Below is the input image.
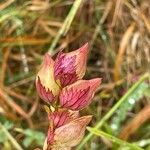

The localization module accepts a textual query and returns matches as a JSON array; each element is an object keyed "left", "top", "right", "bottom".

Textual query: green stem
[
  {"left": 48, "top": 0, "right": 83, "bottom": 53},
  {"left": 0, "top": 123, "right": 23, "bottom": 150},
  {"left": 134, "top": 139, "right": 150, "bottom": 147},
  {"left": 77, "top": 73, "right": 149, "bottom": 149},
  {"left": 87, "top": 127, "right": 144, "bottom": 150},
  {"left": 0, "top": 10, "right": 19, "bottom": 23}
]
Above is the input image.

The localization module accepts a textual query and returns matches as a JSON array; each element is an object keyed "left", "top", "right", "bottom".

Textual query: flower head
[{"left": 35, "top": 43, "right": 101, "bottom": 150}]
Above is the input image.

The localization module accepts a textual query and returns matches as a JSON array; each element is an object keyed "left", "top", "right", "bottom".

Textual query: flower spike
[{"left": 35, "top": 43, "right": 102, "bottom": 150}]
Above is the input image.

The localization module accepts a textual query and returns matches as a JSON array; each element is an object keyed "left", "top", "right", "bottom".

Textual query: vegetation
[{"left": 0, "top": 0, "right": 150, "bottom": 149}]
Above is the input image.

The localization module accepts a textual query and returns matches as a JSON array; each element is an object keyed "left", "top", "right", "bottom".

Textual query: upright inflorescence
[{"left": 35, "top": 43, "right": 101, "bottom": 150}]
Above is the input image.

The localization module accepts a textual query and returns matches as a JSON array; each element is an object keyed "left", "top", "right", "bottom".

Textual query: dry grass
[{"left": 0, "top": 0, "right": 150, "bottom": 149}]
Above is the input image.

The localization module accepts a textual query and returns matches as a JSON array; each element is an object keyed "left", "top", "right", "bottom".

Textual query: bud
[
  {"left": 54, "top": 43, "right": 89, "bottom": 87},
  {"left": 36, "top": 54, "right": 60, "bottom": 103},
  {"left": 60, "top": 78, "right": 101, "bottom": 110},
  {"left": 50, "top": 116, "right": 92, "bottom": 150}
]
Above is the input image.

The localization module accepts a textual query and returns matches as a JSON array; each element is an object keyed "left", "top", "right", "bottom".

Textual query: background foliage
[{"left": 0, "top": 0, "right": 150, "bottom": 149}]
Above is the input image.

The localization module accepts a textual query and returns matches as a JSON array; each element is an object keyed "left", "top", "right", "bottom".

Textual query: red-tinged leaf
[
  {"left": 51, "top": 116, "right": 92, "bottom": 149},
  {"left": 36, "top": 53, "right": 60, "bottom": 103},
  {"left": 60, "top": 78, "right": 102, "bottom": 110},
  {"left": 36, "top": 77, "right": 55, "bottom": 103}
]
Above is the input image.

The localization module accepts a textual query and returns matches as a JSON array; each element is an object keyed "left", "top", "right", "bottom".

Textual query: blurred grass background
[{"left": 0, "top": 0, "right": 150, "bottom": 150}]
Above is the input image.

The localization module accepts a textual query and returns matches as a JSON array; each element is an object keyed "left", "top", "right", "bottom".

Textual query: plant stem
[
  {"left": 134, "top": 139, "right": 150, "bottom": 147},
  {"left": 87, "top": 127, "right": 144, "bottom": 150},
  {"left": 77, "top": 73, "right": 149, "bottom": 149},
  {"left": 0, "top": 123, "right": 23, "bottom": 150},
  {"left": 48, "top": 0, "right": 83, "bottom": 53}
]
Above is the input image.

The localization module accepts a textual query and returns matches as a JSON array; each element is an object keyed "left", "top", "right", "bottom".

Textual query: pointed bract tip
[
  {"left": 43, "top": 53, "right": 54, "bottom": 66},
  {"left": 77, "top": 115, "right": 92, "bottom": 125},
  {"left": 89, "top": 78, "right": 102, "bottom": 86},
  {"left": 82, "top": 42, "right": 89, "bottom": 49},
  {"left": 78, "top": 42, "right": 89, "bottom": 54}
]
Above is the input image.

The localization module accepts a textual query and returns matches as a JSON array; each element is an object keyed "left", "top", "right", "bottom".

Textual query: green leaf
[
  {"left": 23, "top": 137, "right": 33, "bottom": 148},
  {"left": 22, "top": 129, "right": 45, "bottom": 148},
  {"left": 87, "top": 127, "right": 144, "bottom": 150},
  {"left": 144, "top": 88, "right": 150, "bottom": 98},
  {"left": 111, "top": 82, "right": 149, "bottom": 133},
  {"left": 0, "top": 120, "right": 14, "bottom": 143},
  {"left": 0, "top": 130, "right": 7, "bottom": 143}
]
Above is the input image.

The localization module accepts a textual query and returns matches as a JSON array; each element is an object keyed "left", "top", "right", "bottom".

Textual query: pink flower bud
[
  {"left": 36, "top": 54, "right": 60, "bottom": 103},
  {"left": 50, "top": 116, "right": 92, "bottom": 150},
  {"left": 54, "top": 43, "right": 89, "bottom": 87},
  {"left": 59, "top": 78, "right": 101, "bottom": 110}
]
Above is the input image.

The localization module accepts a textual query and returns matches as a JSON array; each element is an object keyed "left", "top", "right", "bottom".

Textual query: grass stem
[
  {"left": 87, "top": 127, "right": 144, "bottom": 150},
  {"left": 0, "top": 123, "right": 23, "bottom": 150},
  {"left": 48, "top": 0, "right": 83, "bottom": 53}
]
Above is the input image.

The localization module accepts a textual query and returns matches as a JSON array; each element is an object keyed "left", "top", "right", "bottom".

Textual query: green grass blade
[
  {"left": 111, "top": 82, "right": 148, "bottom": 133},
  {"left": 135, "top": 139, "right": 150, "bottom": 148},
  {"left": 48, "top": 0, "right": 83, "bottom": 53},
  {"left": 87, "top": 127, "right": 144, "bottom": 150},
  {"left": 0, "top": 123, "right": 23, "bottom": 150}
]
